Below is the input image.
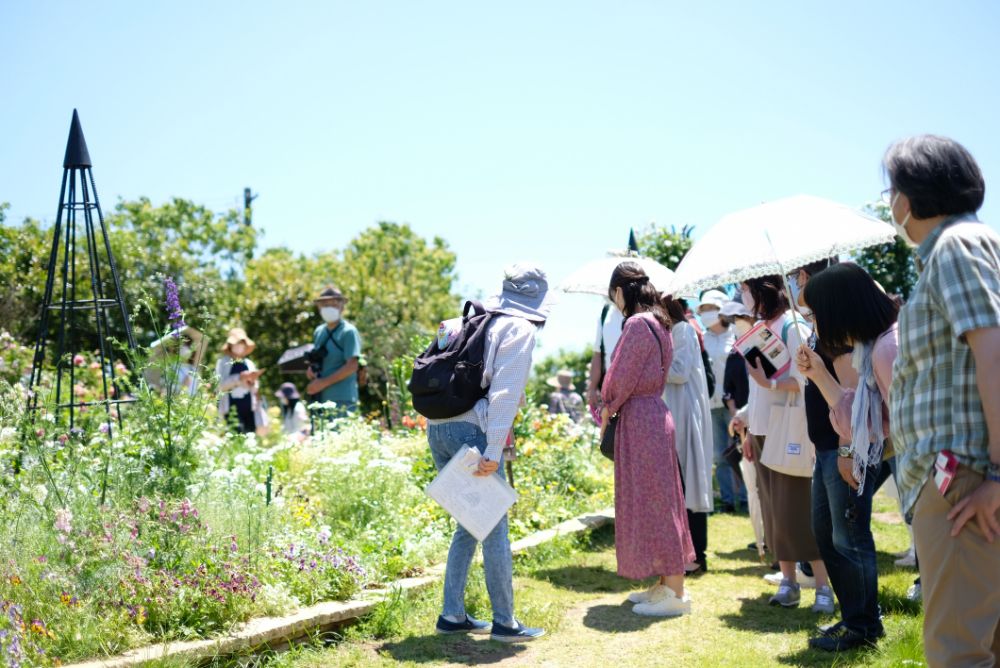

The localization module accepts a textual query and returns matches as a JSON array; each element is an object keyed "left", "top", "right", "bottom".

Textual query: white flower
[{"left": 30, "top": 484, "right": 48, "bottom": 505}]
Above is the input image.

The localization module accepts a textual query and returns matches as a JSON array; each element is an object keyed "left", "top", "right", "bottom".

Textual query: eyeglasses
[{"left": 880, "top": 188, "right": 894, "bottom": 205}]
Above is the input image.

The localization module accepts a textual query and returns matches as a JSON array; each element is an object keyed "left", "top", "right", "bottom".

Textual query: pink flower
[
  {"left": 55, "top": 508, "right": 73, "bottom": 543},
  {"left": 73, "top": 354, "right": 85, "bottom": 366}
]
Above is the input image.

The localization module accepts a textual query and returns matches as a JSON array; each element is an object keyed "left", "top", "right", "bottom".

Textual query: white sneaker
[
  {"left": 632, "top": 587, "right": 691, "bottom": 617},
  {"left": 906, "top": 583, "right": 922, "bottom": 603},
  {"left": 763, "top": 566, "right": 816, "bottom": 589},
  {"left": 894, "top": 550, "right": 917, "bottom": 568},
  {"left": 627, "top": 584, "right": 666, "bottom": 604}
]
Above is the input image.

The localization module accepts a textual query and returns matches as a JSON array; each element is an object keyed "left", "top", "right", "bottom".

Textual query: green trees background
[{"left": 0, "top": 198, "right": 460, "bottom": 416}]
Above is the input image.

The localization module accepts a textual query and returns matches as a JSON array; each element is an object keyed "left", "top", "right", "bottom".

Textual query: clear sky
[{"left": 3, "top": 1, "right": 999, "bottom": 356}]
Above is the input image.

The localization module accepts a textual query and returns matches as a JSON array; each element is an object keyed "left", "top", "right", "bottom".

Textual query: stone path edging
[{"left": 66, "top": 508, "right": 615, "bottom": 668}]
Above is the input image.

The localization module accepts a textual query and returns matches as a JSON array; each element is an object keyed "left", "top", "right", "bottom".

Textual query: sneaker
[
  {"left": 769, "top": 579, "right": 801, "bottom": 608},
  {"left": 817, "top": 620, "right": 845, "bottom": 637},
  {"left": 906, "top": 582, "right": 922, "bottom": 603},
  {"left": 894, "top": 550, "right": 917, "bottom": 568},
  {"left": 627, "top": 583, "right": 666, "bottom": 604},
  {"left": 764, "top": 566, "right": 816, "bottom": 589},
  {"left": 812, "top": 586, "right": 836, "bottom": 614},
  {"left": 490, "top": 620, "right": 546, "bottom": 643},
  {"left": 632, "top": 587, "right": 691, "bottom": 617},
  {"left": 808, "top": 624, "right": 879, "bottom": 652},
  {"left": 435, "top": 614, "right": 491, "bottom": 635}
]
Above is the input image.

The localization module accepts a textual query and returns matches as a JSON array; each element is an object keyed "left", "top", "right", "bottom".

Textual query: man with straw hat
[
  {"left": 306, "top": 284, "right": 362, "bottom": 415},
  {"left": 547, "top": 368, "right": 583, "bottom": 422}
]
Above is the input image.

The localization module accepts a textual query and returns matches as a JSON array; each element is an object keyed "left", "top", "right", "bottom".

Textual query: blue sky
[{"left": 3, "top": 1, "right": 999, "bottom": 355}]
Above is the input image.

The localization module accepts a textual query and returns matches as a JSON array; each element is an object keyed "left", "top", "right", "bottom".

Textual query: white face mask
[
  {"left": 890, "top": 193, "right": 917, "bottom": 247},
  {"left": 178, "top": 345, "right": 192, "bottom": 359},
  {"left": 700, "top": 310, "right": 721, "bottom": 329},
  {"left": 788, "top": 276, "right": 813, "bottom": 319},
  {"left": 740, "top": 286, "right": 756, "bottom": 315},
  {"left": 320, "top": 306, "right": 341, "bottom": 323}
]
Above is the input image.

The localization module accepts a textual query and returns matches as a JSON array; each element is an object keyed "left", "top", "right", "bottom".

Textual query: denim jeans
[
  {"left": 812, "top": 449, "right": 883, "bottom": 637},
  {"left": 711, "top": 407, "right": 746, "bottom": 507},
  {"left": 428, "top": 421, "right": 515, "bottom": 626}
]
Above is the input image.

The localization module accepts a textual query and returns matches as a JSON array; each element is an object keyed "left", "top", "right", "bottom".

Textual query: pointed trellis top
[
  {"left": 627, "top": 228, "right": 639, "bottom": 253},
  {"left": 63, "top": 109, "right": 92, "bottom": 168}
]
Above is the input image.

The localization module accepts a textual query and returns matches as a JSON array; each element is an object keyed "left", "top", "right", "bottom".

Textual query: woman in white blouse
[{"left": 662, "top": 297, "right": 714, "bottom": 574}]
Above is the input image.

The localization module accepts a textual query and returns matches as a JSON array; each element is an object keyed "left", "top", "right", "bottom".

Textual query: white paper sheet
[{"left": 426, "top": 446, "right": 518, "bottom": 542}]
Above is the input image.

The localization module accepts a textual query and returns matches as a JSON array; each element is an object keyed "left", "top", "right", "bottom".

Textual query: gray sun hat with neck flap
[{"left": 484, "top": 262, "right": 557, "bottom": 323}]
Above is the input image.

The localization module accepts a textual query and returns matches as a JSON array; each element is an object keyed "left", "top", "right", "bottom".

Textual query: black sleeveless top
[{"left": 804, "top": 335, "right": 841, "bottom": 452}]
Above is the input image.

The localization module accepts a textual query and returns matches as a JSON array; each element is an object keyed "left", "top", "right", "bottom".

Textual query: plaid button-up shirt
[{"left": 890, "top": 215, "right": 1000, "bottom": 515}]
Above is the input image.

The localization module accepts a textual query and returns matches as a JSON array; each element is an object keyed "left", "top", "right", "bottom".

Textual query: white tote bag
[{"left": 762, "top": 393, "right": 815, "bottom": 478}]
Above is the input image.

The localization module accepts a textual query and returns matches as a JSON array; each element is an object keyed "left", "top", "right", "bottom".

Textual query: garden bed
[
  {"left": 0, "top": 369, "right": 611, "bottom": 668},
  {"left": 66, "top": 508, "right": 614, "bottom": 668}
]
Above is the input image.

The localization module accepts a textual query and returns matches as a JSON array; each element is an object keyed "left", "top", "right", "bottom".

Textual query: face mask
[
  {"left": 178, "top": 345, "right": 192, "bottom": 359},
  {"left": 734, "top": 320, "right": 752, "bottom": 337},
  {"left": 788, "top": 278, "right": 813, "bottom": 319},
  {"left": 741, "top": 286, "right": 756, "bottom": 314},
  {"left": 890, "top": 193, "right": 917, "bottom": 247},
  {"left": 320, "top": 307, "right": 341, "bottom": 323},
  {"left": 700, "top": 310, "right": 720, "bottom": 329}
]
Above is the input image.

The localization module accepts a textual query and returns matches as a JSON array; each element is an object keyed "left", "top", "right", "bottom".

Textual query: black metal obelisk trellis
[{"left": 27, "top": 110, "right": 137, "bottom": 501}]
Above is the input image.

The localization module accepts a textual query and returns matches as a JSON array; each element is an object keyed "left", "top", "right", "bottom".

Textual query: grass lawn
[{"left": 171, "top": 491, "right": 927, "bottom": 667}]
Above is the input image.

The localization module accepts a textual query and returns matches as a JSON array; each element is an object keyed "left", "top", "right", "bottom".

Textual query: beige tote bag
[{"left": 762, "top": 393, "right": 815, "bottom": 478}]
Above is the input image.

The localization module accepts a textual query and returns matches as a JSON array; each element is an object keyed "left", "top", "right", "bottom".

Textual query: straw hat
[
  {"left": 222, "top": 327, "right": 255, "bottom": 356},
  {"left": 546, "top": 368, "right": 575, "bottom": 389},
  {"left": 313, "top": 284, "right": 347, "bottom": 303}
]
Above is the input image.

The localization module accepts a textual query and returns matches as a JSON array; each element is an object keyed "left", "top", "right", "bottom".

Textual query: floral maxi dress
[{"left": 602, "top": 313, "right": 695, "bottom": 579}]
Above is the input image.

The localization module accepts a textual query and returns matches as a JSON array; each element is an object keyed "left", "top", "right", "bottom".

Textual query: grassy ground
[{"left": 158, "top": 492, "right": 927, "bottom": 668}]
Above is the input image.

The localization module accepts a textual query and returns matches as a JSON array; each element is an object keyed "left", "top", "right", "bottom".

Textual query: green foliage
[
  {"left": 636, "top": 223, "right": 695, "bottom": 271},
  {"left": 525, "top": 346, "right": 594, "bottom": 407},
  {"left": 0, "top": 198, "right": 460, "bottom": 417},
  {"left": 854, "top": 202, "right": 917, "bottom": 299}
]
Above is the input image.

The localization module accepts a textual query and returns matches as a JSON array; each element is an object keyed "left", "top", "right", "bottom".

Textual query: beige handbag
[{"left": 762, "top": 393, "right": 815, "bottom": 477}]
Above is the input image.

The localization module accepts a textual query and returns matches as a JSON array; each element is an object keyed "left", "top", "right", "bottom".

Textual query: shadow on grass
[
  {"left": 775, "top": 644, "right": 878, "bottom": 667},
  {"left": 533, "top": 564, "right": 638, "bottom": 594},
  {"left": 379, "top": 634, "right": 526, "bottom": 665},
  {"left": 713, "top": 547, "right": 769, "bottom": 566},
  {"left": 878, "top": 589, "right": 922, "bottom": 617},
  {"left": 719, "top": 595, "right": 826, "bottom": 635},
  {"left": 582, "top": 603, "right": 671, "bottom": 633}
]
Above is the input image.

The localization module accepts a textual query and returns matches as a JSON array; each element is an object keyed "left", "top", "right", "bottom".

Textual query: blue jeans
[
  {"left": 428, "top": 421, "right": 515, "bottom": 626},
  {"left": 711, "top": 407, "right": 746, "bottom": 507},
  {"left": 812, "top": 449, "right": 883, "bottom": 637}
]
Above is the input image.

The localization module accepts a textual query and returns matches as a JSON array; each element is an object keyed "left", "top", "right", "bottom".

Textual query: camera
[{"left": 305, "top": 345, "right": 327, "bottom": 375}]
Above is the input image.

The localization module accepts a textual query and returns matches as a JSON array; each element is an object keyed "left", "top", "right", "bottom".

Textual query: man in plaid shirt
[{"left": 885, "top": 135, "right": 1000, "bottom": 667}]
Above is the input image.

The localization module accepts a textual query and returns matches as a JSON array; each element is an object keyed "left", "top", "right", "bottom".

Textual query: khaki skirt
[{"left": 750, "top": 434, "right": 820, "bottom": 563}]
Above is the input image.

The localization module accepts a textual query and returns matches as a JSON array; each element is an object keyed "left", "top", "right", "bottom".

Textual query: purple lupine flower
[{"left": 163, "top": 276, "right": 186, "bottom": 336}]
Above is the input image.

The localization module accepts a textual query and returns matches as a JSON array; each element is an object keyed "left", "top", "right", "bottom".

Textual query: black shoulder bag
[{"left": 600, "top": 317, "right": 666, "bottom": 461}]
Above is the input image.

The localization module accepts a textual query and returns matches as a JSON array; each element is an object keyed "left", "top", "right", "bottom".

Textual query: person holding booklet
[
  {"left": 216, "top": 327, "right": 268, "bottom": 435},
  {"left": 730, "top": 276, "right": 831, "bottom": 611},
  {"left": 424, "top": 263, "right": 552, "bottom": 643}
]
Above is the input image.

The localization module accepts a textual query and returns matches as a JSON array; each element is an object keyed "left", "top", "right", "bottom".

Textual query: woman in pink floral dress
[{"left": 601, "top": 261, "right": 695, "bottom": 617}]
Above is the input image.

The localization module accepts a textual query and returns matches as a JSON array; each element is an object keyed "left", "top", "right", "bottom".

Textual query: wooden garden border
[{"left": 67, "top": 508, "right": 614, "bottom": 668}]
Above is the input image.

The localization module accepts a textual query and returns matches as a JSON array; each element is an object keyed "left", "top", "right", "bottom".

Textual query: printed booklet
[{"left": 734, "top": 321, "right": 792, "bottom": 379}]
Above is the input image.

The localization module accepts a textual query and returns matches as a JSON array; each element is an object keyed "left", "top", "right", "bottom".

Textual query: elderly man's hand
[{"left": 947, "top": 480, "right": 1000, "bottom": 541}]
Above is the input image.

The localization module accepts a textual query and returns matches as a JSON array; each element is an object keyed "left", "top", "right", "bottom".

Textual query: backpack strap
[{"left": 464, "top": 300, "right": 487, "bottom": 319}]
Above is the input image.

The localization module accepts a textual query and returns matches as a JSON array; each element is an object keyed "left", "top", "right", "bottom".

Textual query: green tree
[
  {"left": 331, "top": 222, "right": 460, "bottom": 408},
  {"left": 0, "top": 204, "right": 51, "bottom": 340},
  {"left": 635, "top": 223, "right": 695, "bottom": 271},
  {"left": 854, "top": 202, "right": 917, "bottom": 299}
]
